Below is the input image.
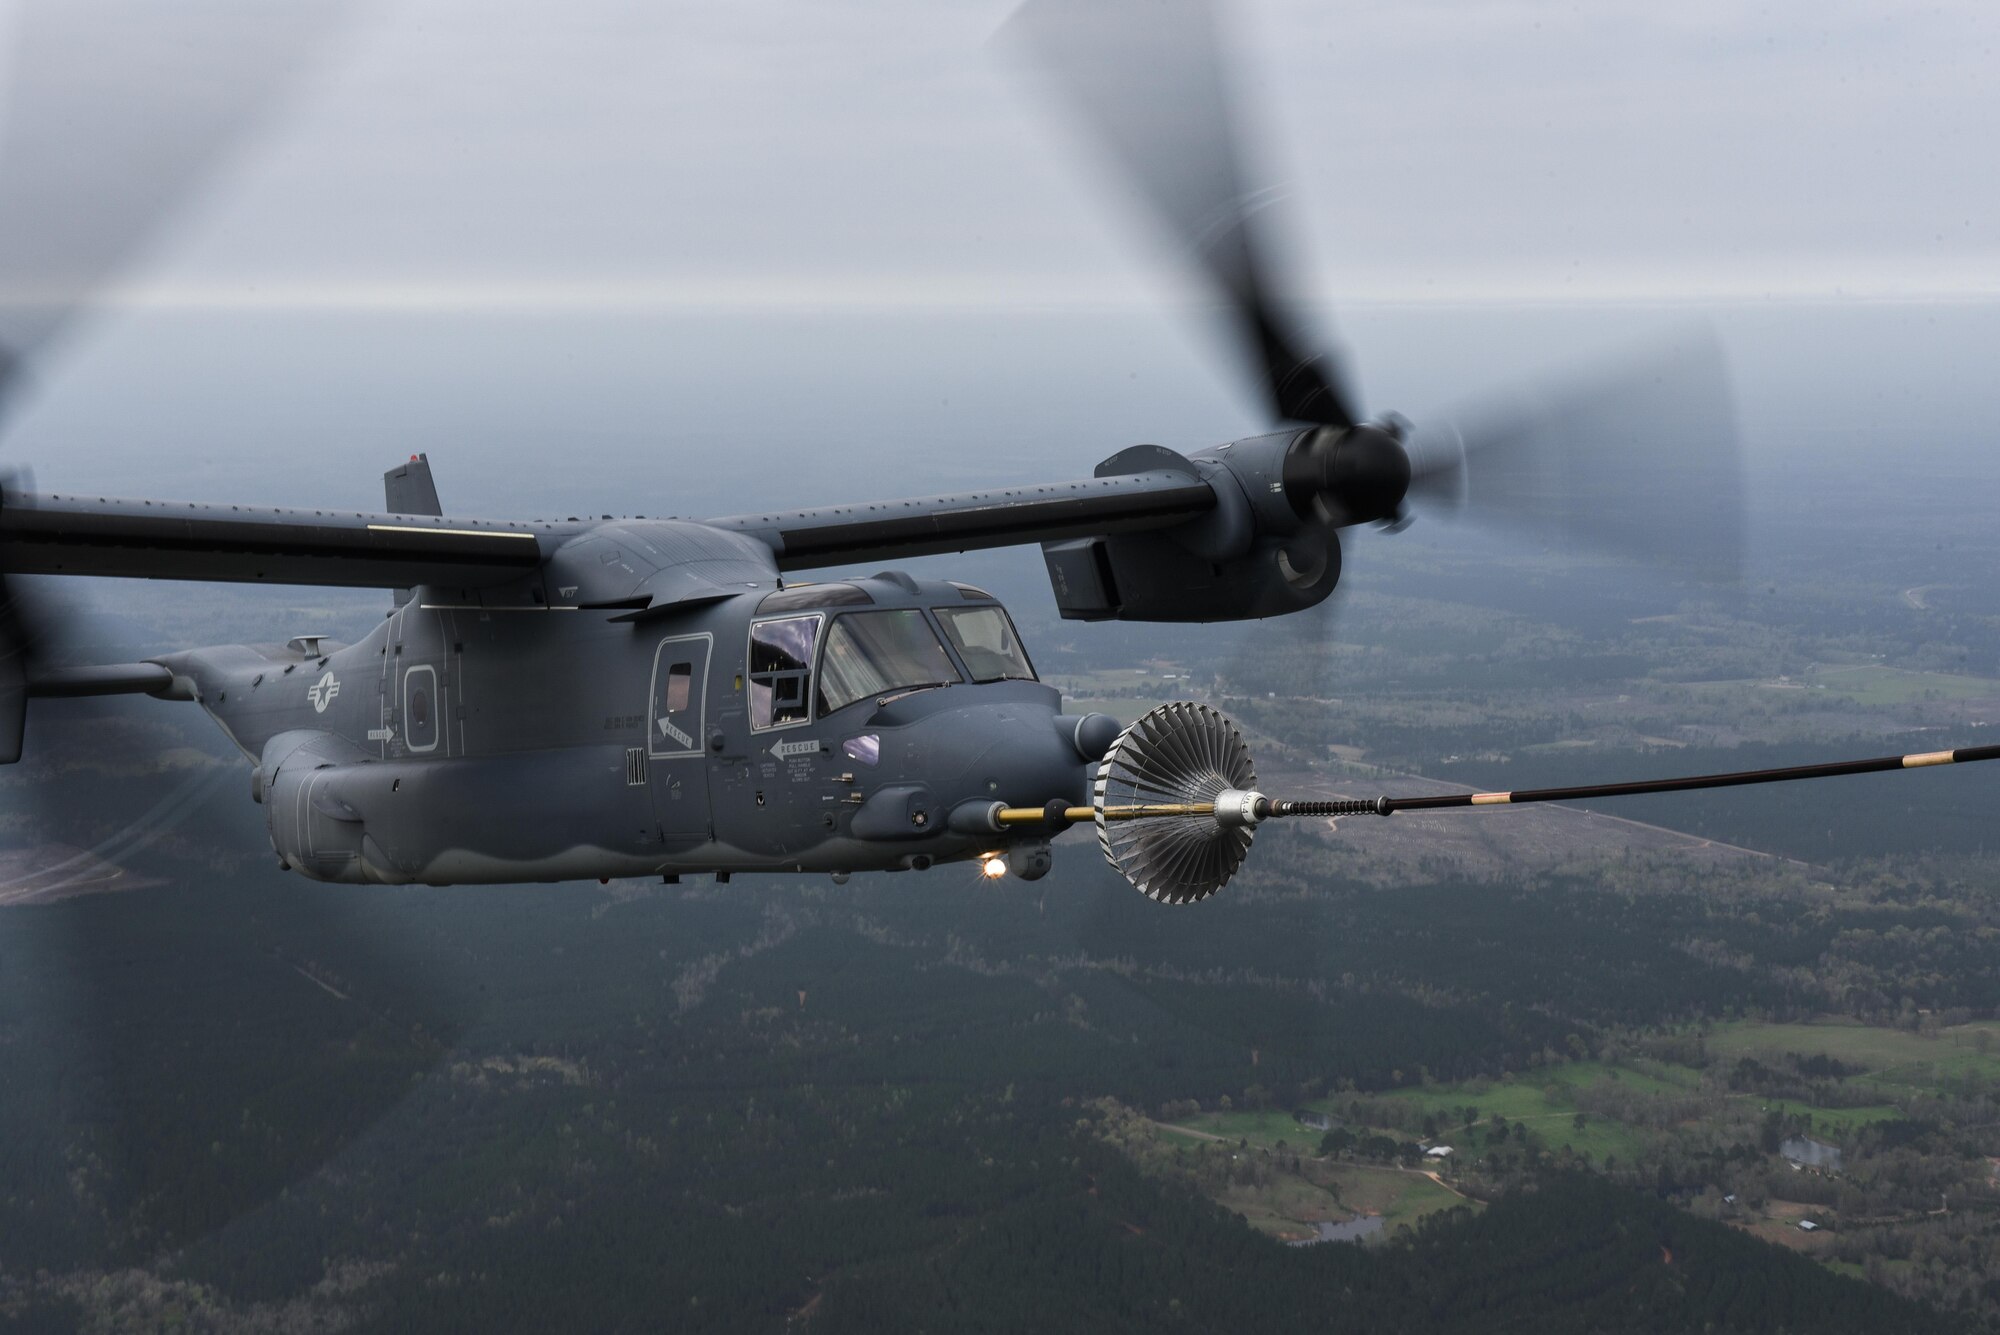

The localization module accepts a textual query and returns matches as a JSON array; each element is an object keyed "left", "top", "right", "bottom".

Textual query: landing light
[{"left": 981, "top": 854, "right": 1008, "bottom": 880}]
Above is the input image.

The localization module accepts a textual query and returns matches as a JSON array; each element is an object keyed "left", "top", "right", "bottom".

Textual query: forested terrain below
[{"left": 0, "top": 730, "right": 1982, "bottom": 1330}]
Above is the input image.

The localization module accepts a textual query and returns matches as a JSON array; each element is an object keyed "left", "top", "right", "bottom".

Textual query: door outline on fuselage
[{"left": 648, "top": 633, "right": 713, "bottom": 759}]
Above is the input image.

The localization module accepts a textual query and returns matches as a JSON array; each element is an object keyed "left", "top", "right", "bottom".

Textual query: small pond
[{"left": 1288, "top": 1214, "right": 1386, "bottom": 1246}]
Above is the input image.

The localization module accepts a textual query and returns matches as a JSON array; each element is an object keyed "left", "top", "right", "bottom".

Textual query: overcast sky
[
  {"left": 0, "top": 0, "right": 1995, "bottom": 522},
  {"left": 5, "top": 0, "right": 1997, "bottom": 315}
]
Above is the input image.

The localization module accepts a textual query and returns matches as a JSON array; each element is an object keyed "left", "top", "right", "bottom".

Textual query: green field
[
  {"left": 1808, "top": 664, "right": 1999, "bottom": 706},
  {"left": 1756, "top": 1098, "right": 1904, "bottom": 1133},
  {"left": 1685, "top": 665, "right": 2000, "bottom": 708},
  {"left": 1175, "top": 1028, "right": 1982, "bottom": 1177},
  {"left": 1153, "top": 1020, "right": 1992, "bottom": 1277},
  {"left": 1144, "top": 1110, "right": 1472, "bottom": 1241},
  {"left": 1171, "top": 1107, "right": 1328, "bottom": 1152},
  {"left": 1158, "top": 1062, "right": 1684, "bottom": 1169},
  {"left": 1217, "top": 1172, "right": 1344, "bottom": 1240},
  {"left": 1217, "top": 1160, "right": 1472, "bottom": 1242},
  {"left": 1377, "top": 1080, "right": 1550, "bottom": 1125},
  {"left": 1369, "top": 1062, "right": 1696, "bottom": 1165},
  {"left": 1327, "top": 1163, "right": 1472, "bottom": 1232},
  {"left": 1706, "top": 1020, "right": 2000, "bottom": 1092}
]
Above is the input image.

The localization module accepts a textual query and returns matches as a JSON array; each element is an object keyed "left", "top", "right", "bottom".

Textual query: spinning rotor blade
[
  {"left": 1004, "top": 0, "right": 1356, "bottom": 428},
  {"left": 1008, "top": 0, "right": 1743, "bottom": 580},
  {"left": 0, "top": 0, "right": 425, "bottom": 1265},
  {"left": 0, "top": 0, "right": 349, "bottom": 394},
  {"left": 0, "top": 0, "right": 350, "bottom": 737},
  {"left": 1402, "top": 333, "right": 1744, "bottom": 580}
]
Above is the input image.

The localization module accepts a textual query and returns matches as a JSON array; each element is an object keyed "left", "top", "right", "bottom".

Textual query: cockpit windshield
[
  {"left": 934, "top": 605, "right": 1036, "bottom": 683},
  {"left": 817, "top": 610, "right": 962, "bottom": 715}
]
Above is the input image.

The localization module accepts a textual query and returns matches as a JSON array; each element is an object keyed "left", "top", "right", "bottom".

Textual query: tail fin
[
  {"left": 385, "top": 453, "right": 441, "bottom": 517},
  {"left": 384, "top": 454, "right": 442, "bottom": 608}
]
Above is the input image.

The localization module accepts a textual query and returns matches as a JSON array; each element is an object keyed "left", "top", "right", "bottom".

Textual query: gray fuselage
[{"left": 155, "top": 570, "right": 1106, "bottom": 886}]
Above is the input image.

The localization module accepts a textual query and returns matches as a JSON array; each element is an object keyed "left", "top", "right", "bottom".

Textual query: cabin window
[
  {"left": 649, "top": 634, "right": 711, "bottom": 756},
  {"left": 403, "top": 664, "right": 439, "bottom": 752},
  {"left": 664, "top": 663, "right": 692, "bottom": 713},
  {"left": 817, "top": 610, "right": 962, "bottom": 715},
  {"left": 748, "top": 615, "right": 820, "bottom": 729},
  {"left": 934, "top": 605, "right": 1036, "bottom": 683},
  {"left": 652, "top": 661, "right": 697, "bottom": 751}
]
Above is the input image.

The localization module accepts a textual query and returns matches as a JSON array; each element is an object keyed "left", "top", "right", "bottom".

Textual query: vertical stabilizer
[
  {"left": 384, "top": 454, "right": 442, "bottom": 608},
  {"left": 385, "top": 453, "right": 442, "bottom": 517}
]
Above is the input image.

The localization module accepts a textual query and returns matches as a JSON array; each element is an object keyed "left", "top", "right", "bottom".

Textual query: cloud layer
[{"left": 6, "top": 0, "right": 1998, "bottom": 311}]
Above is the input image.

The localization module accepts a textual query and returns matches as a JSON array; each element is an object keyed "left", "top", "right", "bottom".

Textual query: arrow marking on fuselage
[{"left": 769, "top": 738, "right": 819, "bottom": 760}]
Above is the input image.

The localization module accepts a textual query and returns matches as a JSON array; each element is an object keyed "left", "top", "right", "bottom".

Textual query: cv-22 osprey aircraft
[
  {"left": 6, "top": 0, "right": 1993, "bottom": 904},
  {"left": 1, "top": 430, "right": 1425, "bottom": 897}
]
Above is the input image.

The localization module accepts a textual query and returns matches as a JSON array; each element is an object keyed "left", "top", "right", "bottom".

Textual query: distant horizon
[{"left": 23, "top": 283, "right": 2000, "bottom": 315}]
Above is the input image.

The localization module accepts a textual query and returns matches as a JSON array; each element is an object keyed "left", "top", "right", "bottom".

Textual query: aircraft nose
[{"left": 914, "top": 701, "right": 1094, "bottom": 812}]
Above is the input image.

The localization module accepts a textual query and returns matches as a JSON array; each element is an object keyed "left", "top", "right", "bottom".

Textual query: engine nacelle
[
  {"left": 1043, "top": 527, "right": 1338, "bottom": 622},
  {"left": 259, "top": 731, "right": 413, "bottom": 885},
  {"left": 1041, "top": 437, "right": 1341, "bottom": 622}
]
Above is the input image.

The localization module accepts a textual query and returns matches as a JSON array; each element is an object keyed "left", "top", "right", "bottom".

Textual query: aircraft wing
[
  {"left": 0, "top": 489, "right": 547, "bottom": 589},
  {"left": 0, "top": 466, "right": 1224, "bottom": 589},
  {"left": 704, "top": 468, "right": 1218, "bottom": 571},
  {"left": 0, "top": 453, "right": 1278, "bottom": 625}
]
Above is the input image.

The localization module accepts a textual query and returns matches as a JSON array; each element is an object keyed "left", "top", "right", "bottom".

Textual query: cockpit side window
[
  {"left": 934, "top": 605, "right": 1037, "bottom": 683},
  {"left": 817, "top": 610, "right": 962, "bottom": 715},
  {"left": 748, "top": 615, "right": 820, "bottom": 729}
]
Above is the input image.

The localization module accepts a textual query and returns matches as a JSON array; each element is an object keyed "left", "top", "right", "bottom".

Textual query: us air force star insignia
[{"left": 308, "top": 670, "right": 341, "bottom": 713}]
